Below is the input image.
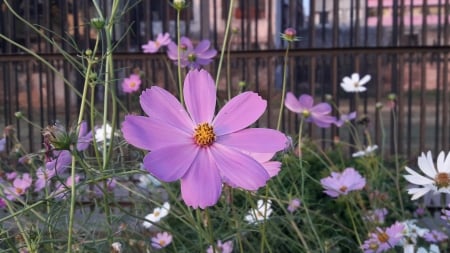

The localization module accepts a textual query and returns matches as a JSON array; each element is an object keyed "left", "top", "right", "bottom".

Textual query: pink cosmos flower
[
  {"left": 34, "top": 166, "right": 57, "bottom": 192},
  {"left": 47, "top": 150, "right": 72, "bottom": 174},
  {"left": 423, "top": 230, "right": 448, "bottom": 243},
  {"left": 6, "top": 172, "right": 17, "bottom": 181},
  {"left": 52, "top": 175, "right": 80, "bottom": 199},
  {"left": 285, "top": 93, "right": 336, "bottom": 128},
  {"left": 207, "top": 240, "right": 233, "bottom": 253},
  {"left": 5, "top": 173, "right": 32, "bottom": 200},
  {"left": 122, "top": 74, "right": 142, "bottom": 94},
  {"left": 362, "top": 222, "right": 405, "bottom": 253},
  {"left": 364, "top": 208, "right": 388, "bottom": 225},
  {"left": 151, "top": 232, "right": 173, "bottom": 249},
  {"left": 77, "top": 121, "right": 92, "bottom": 151},
  {"left": 122, "top": 69, "right": 287, "bottom": 208},
  {"left": 287, "top": 198, "right": 301, "bottom": 213},
  {"left": 320, "top": 167, "right": 366, "bottom": 198},
  {"left": 142, "top": 32, "right": 171, "bottom": 53},
  {"left": 334, "top": 111, "right": 357, "bottom": 127},
  {"left": 167, "top": 37, "right": 217, "bottom": 69}
]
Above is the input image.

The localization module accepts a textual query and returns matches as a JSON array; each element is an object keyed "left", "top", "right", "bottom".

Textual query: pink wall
[
  {"left": 368, "top": 14, "right": 448, "bottom": 26},
  {"left": 368, "top": 0, "right": 443, "bottom": 7}
]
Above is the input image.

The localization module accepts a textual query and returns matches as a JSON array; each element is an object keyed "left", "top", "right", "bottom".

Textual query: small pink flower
[
  {"left": 6, "top": 172, "right": 17, "bottom": 181},
  {"left": 122, "top": 74, "right": 142, "bottom": 93},
  {"left": 5, "top": 173, "right": 32, "bottom": 200},
  {"left": 34, "top": 166, "right": 56, "bottom": 192},
  {"left": 320, "top": 167, "right": 366, "bottom": 198},
  {"left": 167, "top": 37, "right": 217, "bottom": 69},
  {"left": 423, "top": 229, "right": 448, "bottom": 243},
  {"left": 285, "top": 93, "right": 336, "bottom": 128},
  {"left": 52, "top": 175, "right": 80, "bottom": 199},
  {"left": 362, "top": 222, "right": 404, "bottom": 253},
  {"left": 287, "top": 198, "right": 301, "bottom": 213},
  {"left": 207, "top": 240, "right": 233, "bottom": 253},
  {"left": 142, "top": 33, "right": 171, "bottom": 53},
  {"left": 151, "top": 232, "right": 173, "bottom": 249}
]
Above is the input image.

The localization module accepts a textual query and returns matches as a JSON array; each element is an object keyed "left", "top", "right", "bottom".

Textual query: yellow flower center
[
  {"left": 377, "top": 232, "right": 389, "bottom": 243},
  {"left": 339, "top": 185, "right": 348, "bottom": 193},
  {"left": 15, "top": 187, "right": 24, "bottom": 195},
  {"left": 435, "top": 172, "right": 450, "bottom": 188},
  {"left": 159, "top": 239, "right": 166, "bottom": 246},
  {"left": 154, "top": 210, "right": 160, "bottom": 217},
  {"left": 188, "top": 53, "right": 196, "bottom": 62},
  {"left": 302, "top": 110, "right": 310, "bottom": 118},
  {"left": 129, "top": 81, "right": 136, "bottom": 88},
  {"left": 194, "top": 123, "right": 215, "bottom": 147},
  {"left": 354, "top": 82, "right": 360, "bottom": 87}
]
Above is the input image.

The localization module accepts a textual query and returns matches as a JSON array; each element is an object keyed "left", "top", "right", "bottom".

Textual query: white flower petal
[
  {"left": 351, "top": 73, "right": 360, "bottom": 82},
  {"left": 418, "top": 152, "right": 437, "bottom": 178},
  {"left": 359, "top": 74, "right": 371, "bottom": 85}
]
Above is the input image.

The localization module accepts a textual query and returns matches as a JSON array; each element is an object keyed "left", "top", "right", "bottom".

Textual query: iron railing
[{"left": 0, "top": 0, "right": 449, "bottom": 159}]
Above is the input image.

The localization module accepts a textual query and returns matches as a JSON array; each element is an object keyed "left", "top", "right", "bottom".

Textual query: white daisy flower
[
  {"left": 403, "top": 151, "right": 450, "bottom": 200},
  {"left": 340, "top": 73, "right": 371, "bottom": 93},
  {"left": 400, "top": 219, "right": 429, "bottom": 245},
  {"left": 143, "top": 202, "right": 170, "bottom": 228},
  {"left": 417, "top": 244, "right": 440, "bottom": 253},
  {"left": 95, "top": 123, "right": 113, "bottom": 143},
  {"left": 244, "top": 199, "right": 273, "bottom": 224},
  {"left": 352, "top": 145, "right": 378, "bottom": 158}
]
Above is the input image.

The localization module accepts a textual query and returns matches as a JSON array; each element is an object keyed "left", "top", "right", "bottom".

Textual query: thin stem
[
  {"left": 346, "top": 200, "right": 363, "bottom": 247},
  {"left": 176, "top": 10, "right": 184, "bottom": 104},
  {"left": 276, "top": 44, "right": 290, "bottom": 131},
  {"left": 226, "top": 32, "right": 235, "bottom": 100},
  {"left": 391, "top": 107, "right": 405, "bottom": 216},
  {"left": 66, "top": 154, "right": 76, "bottom": 253},
  {"left": 5, "top": 201, "right": 32, "bottom": 252},
  {"left": 205, "top": 209, "right": 216, "bottom": 253},
  {"left": 215, "top": 0, "right": 235, "bottom": 87}
]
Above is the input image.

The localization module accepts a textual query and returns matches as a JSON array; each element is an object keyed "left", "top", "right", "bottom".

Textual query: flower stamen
[
  {"left": 435, "top": 172, "right": 450, "bottom": 188},
  {"left": 194, "top": 123, "right": 215, "bottom": 147},
  {"left": 377, "top": 232, "right": 389, "bottom": 243}
]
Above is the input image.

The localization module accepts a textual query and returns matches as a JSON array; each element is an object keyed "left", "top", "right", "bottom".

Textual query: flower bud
[
  {"left": 238, "top": 81, "right": 246, "bottom": 88},
  {"left": 281, "top": 27, "right": 301, "bottom": 42},
  {"left": 325, "top": 94, "right": 333, "bottom": 101},
  {"left": 388, "top": 93, "right": 397, "bottom": 101},
  {"left": 375, "top": 102, "right": 383, "bottom": 109},
  {"left": 42, "top": 123, "right": 75, "bottom": 151},
  {"left": 91, "top": 17, "right": 105, "bottom": 30},
  {"left": 173, "top": 0, "right": 186, "bottom": 10},
  {"left": 14, "top": 111, "right": 23, "bottom": 119},
  {"left": 85, "top": 49, "right": 92, "bottom": 56}
]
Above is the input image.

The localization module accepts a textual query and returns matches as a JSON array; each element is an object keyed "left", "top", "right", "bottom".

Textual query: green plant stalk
[
  {"left": 345, "top": 201, "right": 363, "bottom": 247},
  {"left": 289, "top": 219, "right": 310, "bottom": 252},
  {"left": 215, "top": 0, "right": 234, "bottom": 87},
  {"left": 44, "top": 183, "right": 55, "bottom": 253},
  {"left": 176, "top": 10, "right": 184, "bottom": 104},
  {"left": 226, "top": 32, "right": 235, "bottom": 100},
  {"left": 5, "top": 201, "right": 32, "bottom": 252},
  {"left": 297, "top": 118, "right": 324, "bottom": 252},
  {"left": 205, "top": 209, "right": 216, "bottom": 253},
  {"left": 259, "top": 187, "right": 271, "bottom": 253},
  {"left": 66, "top": 37, "right": 97, "bottom": 252},
  {"left": 66, "top": 155, "right": 77, "bottom": 253},
  {"left": 276, "top": 44, "right": 290, "bottom": 131},
  {"left": 391, "top": 107, "right": 405, "bottom": 216}
]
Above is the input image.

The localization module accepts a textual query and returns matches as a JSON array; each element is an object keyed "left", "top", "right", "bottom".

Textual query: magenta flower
[
  {"left": 142, "top": 32, "right": 171, "bottom": 53},
  {"left": 5, "top": 173, "right": 32, "bottom": 200},
  {"left": 34, "top": 166, "right": 57, "bottom": 192},
  {"left": 151, "top": 232, "right": 173, "bottom": 249},
  {"left": 423, "top": 230, "right": 448, "bottom": 243},
  {"left": 167, "top": 37, "right": 217, "bottom": 69},
  {"left": 207, "top": 240, "right": 233, "bottom": 253},
  {"left": 334, "top": 111, "right": 357, "bottom": 127},
  {"left": 362, "top": 222, "right": 405, "bottom": 253},
  {"left": 47, "top": 150, "right": 72, "bottom": 174},
  {"left": 122, "top": 74, "right": 142, "bottom": 94},
  {"left": 320, "top": 167, "right": 366, "bottom": 198},
  {"left": 77, "top": 121, "right": 92, "bottom": 151},
  {"left": 285, "top": 93, "right": 336, "bottom": 128},
  {"left": 122, "top": 69, "right": 287, "bottom": 208},
  {"left": 6, "top": 172, "right": 17, "bottom": 181}
]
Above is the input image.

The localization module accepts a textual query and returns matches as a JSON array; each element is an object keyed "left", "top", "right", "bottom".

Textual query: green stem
[
  {"left": 276, "top": 44, "right": 290, "bottom": 131},
  {"left": 215, "top": 0, "right": 234, "bottom": 87},
  {"left": 346, "top": 201, "right": 363, "bottom": 247},
  {"left": 205, "top": 209, "right": 216, "bottom": 253},
  {"left": 176, "top": 10, "right": 184, "bottom": 104},
  {"left": 391, "top": 107, "right": 405, "bottom": 216},
  {"left": 5, "top": 201, "right": 32, "bottom": 252},
  {"left": 226, "top": 32, "right": 235, "bottom": 100},
  {"left": 66, "top": 154, "right": 77, "bottom": 253}
]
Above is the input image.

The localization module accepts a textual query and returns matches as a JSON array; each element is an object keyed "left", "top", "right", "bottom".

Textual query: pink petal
[
  {"left": 284, "top": 92, "right": 302, "bottom": 113},
  {"left": 197, "top": 49, "right": 217, "bottom": 59},
  {"left": 298, "top": 94, "right": 313, "bottom": 108},
  {"left": 180, "top": 37, "right": 194, "bottom": 50},
  {"left": 210, "top": 144, "right": 269, "bottom": 190},
  {"left": 140, "top": 87, "right": 194, "bottom": 132},
  {"left": 183, "top": 70, "right": 217, "bottom": 124},
  {"left": 122, "top": 115, "right": 192, "bottom": 150},
  {"left": 262, "top": 161, "right": 281, "bottom": 177},
  {"left": 311, "top": 103, "right": 332, "bottom": 114},
  {"left": 194, "top": 40, "right": 211, "bottom": 53},
  {"left": 143, "top": 144, "right": 198, "bottom": 182},
  {"left": 213, "top": 92, "right": 266, "bottom": 135},
  {"left": 217, "top": 128, "right": 287, "bottom": 153},
  {"left": 180, "top": 150, "right": 222, "bottom": 208}
]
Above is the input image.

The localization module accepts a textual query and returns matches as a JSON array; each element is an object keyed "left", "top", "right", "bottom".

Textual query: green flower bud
[{"left": 91, "top": 17, "right": 105, "bottom": 30}]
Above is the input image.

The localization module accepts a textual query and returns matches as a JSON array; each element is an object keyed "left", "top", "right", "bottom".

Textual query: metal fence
[{"left": 0, "top": 0, "right": 449, "bottom": 159}]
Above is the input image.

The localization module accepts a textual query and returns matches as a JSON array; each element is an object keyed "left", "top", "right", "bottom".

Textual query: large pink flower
[{"left": 122, "top": 69, "right": 287, "bottom": 208}]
